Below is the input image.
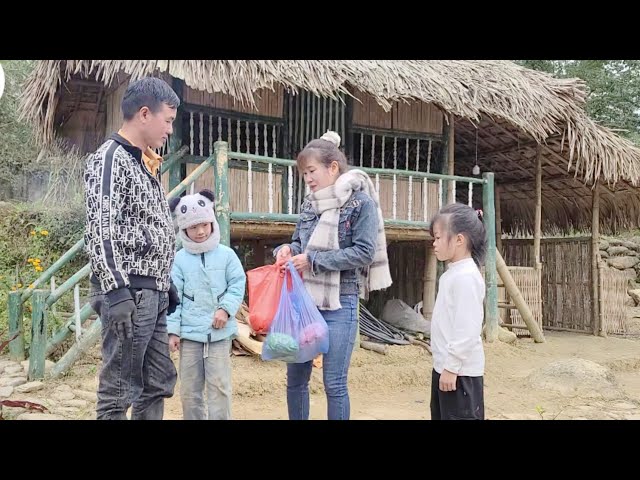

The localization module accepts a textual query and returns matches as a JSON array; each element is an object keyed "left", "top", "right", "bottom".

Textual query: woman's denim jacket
[{"left": 275, "top": 191, "right": 379, "bottom": 296}]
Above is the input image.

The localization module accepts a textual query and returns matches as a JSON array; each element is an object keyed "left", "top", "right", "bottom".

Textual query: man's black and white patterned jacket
[{"left": 84, "top": 133, "right": 176, "bottom": 304}]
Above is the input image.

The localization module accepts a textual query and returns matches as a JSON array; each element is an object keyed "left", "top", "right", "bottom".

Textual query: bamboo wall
[
  {"left": 183, "top": 86, "right": 284, "bottom": 118},
  {"left": 599, "top": 264, "right": 629, "bottom": 334},
  {"left": 352, "top": 93, "right": 444, "bottom": 135},
  {"left": 503, "top": 238, "right": 594, "bottom": 332},
  {"left": 504, "top": 267, "right": 543, "bottom": 337},
  {"left": 184, "top": 163, "right": 284, "bottom": 213},
  {"left": 105, "top": 80, "right": 128, "bottom": 137},
  {"left": 58, "top": 109, "right": 106, "bottom": 155},
  {"left": 55, "top": 81, "right": 109, "bottom": 153},
  {"left": 377, "top": 177, "right": 440, "bottom": 221}
]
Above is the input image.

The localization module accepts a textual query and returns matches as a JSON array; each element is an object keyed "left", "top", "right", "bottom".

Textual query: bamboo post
[
  {"left": 213, "top": 141, "right": 231, "bottom": 247},
  {"left": 495, "top": 183, "right": 503, "bottom": 254},
  {"left": 168, "top": 83, "right": 184, "bottom": 191},
  {"left": 281, "top": 166, "right": 289, "bottom": 215},
  {"left": 534, "top": 145, "right": 543, "bottom": 327},
  {"left": 436, "top": 134, "right": 450, "bottom": 289},
  {"left": 496, "top": 250, "right": 545, "bottom": 343},
  {"left": 168, "top": 113, "right": 183, "bottom": 191},
  {"left": 494, "top": 184, "right": 508, "bottom": 324},
  {"left": 28, "top": 290, "right": 48, "bottom": 380},
  {"left": 592, "top": 183, "right": 604, "bottom": 337},
  {"left": 482, "top": 172, "right": 500, "bottom": 343},
  {"left": 533, "top": 145, "right": 542, "bottom": 267},
  {"left": 446, "top": 114, "right": 455, "bottom": 204},
  {"left": 7, "top": 291, "right": 25, "bottom": 361},
  {"left": 423, "top": 243, "right": 437, "bottom": 320},
  {"left": 598, "top": 261, "right": 604, "bottom": 336}
]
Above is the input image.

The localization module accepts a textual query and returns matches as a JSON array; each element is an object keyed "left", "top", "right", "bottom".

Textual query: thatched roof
[{"left": 18, "top": 60, "right": 640, "bottom": 233}]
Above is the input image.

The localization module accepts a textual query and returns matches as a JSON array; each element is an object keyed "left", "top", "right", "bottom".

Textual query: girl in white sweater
[{"left": 429, "top": 203, "right": 486, "bottom": 420}]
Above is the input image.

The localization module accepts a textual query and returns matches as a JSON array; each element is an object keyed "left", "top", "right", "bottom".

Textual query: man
[{"left": 85, "top": 77, "right": 181, "bottom": 420}]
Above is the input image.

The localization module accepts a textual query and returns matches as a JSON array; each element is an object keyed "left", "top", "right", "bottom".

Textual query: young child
[
  {"left": 429, "top": 203, "right": 486, "bottom": 420},
  {"left": 167, "top": 189, "right": 246, "bottom": 420}
]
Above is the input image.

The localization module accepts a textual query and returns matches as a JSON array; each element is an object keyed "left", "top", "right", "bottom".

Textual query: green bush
[{"left": 0, "top": 201, "right": 87, "bottom": 341}]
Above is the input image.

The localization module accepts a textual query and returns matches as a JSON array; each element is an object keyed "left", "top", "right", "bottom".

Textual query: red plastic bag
[{"left": 246, "top": 263, "right": 284, "bottom": 334}]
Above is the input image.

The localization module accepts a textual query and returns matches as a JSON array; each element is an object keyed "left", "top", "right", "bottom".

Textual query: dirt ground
[{"left": 3, "top": 324, "right": 639, "bottom": 420}]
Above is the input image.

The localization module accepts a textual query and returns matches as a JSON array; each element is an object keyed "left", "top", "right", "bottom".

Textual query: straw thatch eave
[{"left": 17, "top": 60, "right": 640, "bottom": 234}]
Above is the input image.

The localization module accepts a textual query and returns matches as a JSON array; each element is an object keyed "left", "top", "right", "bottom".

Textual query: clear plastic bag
[{"left": 261, "top": 262, "right": 329, "bottom": 363}]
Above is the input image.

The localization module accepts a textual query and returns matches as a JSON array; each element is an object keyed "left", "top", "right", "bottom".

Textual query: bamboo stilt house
[{"left": 19, "top": 60, "right": 640, "bottom": 333}]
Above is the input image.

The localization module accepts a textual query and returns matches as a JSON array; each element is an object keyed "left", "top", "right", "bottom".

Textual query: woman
[{"left": 275, "top": 130, "right": 392, "bottom": 420}]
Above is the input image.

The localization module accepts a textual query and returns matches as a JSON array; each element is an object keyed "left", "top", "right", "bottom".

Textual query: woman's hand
[
  {"left": 291, "top": 254, "right": 310, "bottom": 274},
  {"left": 276, "top": 245, "right": 292, "bottom": 265}
]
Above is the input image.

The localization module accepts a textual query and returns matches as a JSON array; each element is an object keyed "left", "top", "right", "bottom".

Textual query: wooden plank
[{"left": 543, "top": 326, "right": 593, "bottom": 334}]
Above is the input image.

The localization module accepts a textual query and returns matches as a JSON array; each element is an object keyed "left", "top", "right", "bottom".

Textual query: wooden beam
[
  {"left": 230, "top": 222, "right": 432, "bottom": 242},
  {"left": 231, "top": 221, "right": 294, "bottom": 240},
  {"left": 352, "top": 125, "right": 444, "bottom": 143},
  {"left": 384, "top": 227, "right": 430, "bottom": 242},
  {"left": 182, "top": 102, "right": 284, "bottom": 126},
  {"left": 496, "top": 251, "right": 545, "bottom": 343},
  {"left": 67, "top": 79, "right": 105, "bottom": 89},
  {"left": 543, "top": 326, "right": 593, "bottom": 334}
]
